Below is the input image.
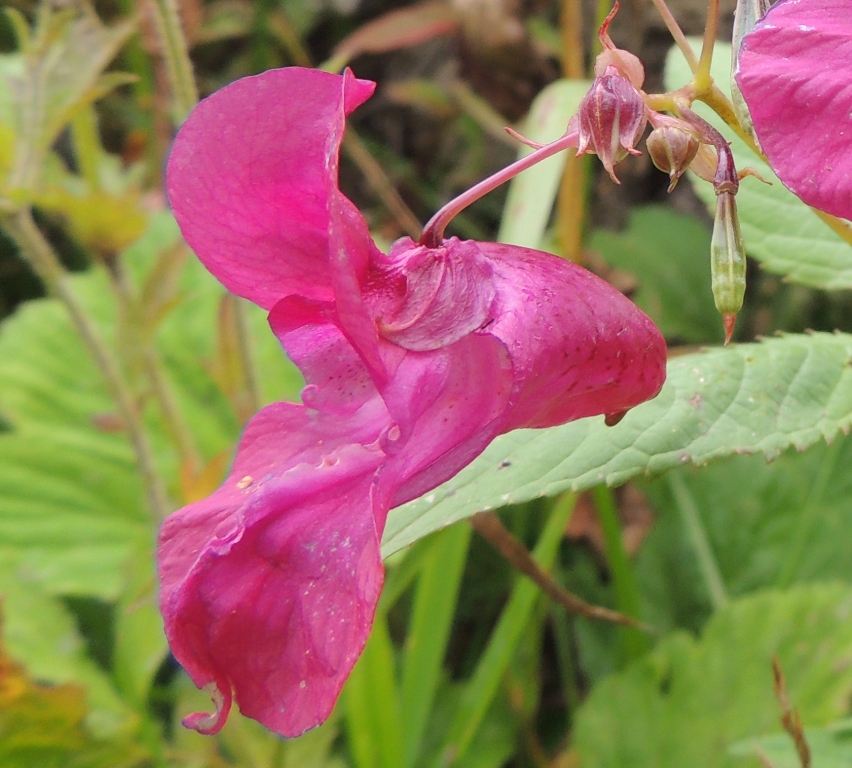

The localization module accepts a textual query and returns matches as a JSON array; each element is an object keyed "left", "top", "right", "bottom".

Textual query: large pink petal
[
  {"left": 380, "top": 238, "right": 666, "bottom": 432},
  {"left": 736, "top": 1, "right": 852, "bottom": 220},
  {"left": 167, "top": 68, "right": 377, "bottom": 309},
  {"left": 158, "top": 402, "right": 388, "bottom": 737}
]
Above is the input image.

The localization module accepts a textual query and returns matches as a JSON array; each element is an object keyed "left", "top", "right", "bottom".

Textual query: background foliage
[{"left": 1, "top": 1, "right": 851, "bottom": 767}]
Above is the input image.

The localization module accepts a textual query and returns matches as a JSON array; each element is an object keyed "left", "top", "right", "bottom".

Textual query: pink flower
[
  {"left": 160, "top": 67, "right": 666, "bottom": 738},
  {"left": 736, "top": 0, "right": 852, "bottom": 220},
  {"left": 575, "top": 2, "right": 649, "bottom": 184}
]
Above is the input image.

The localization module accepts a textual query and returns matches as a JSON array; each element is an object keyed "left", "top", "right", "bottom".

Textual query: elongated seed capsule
[
  {"left": 678, "top": 106, "right": 749, "bottom": 343},
  {"left": 711, "top": 191, "right": 746, "bottom": 344}
]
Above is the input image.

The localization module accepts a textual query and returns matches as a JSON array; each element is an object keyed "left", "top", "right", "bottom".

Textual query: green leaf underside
[
  {"left": 1, "top": 6, "right": 136, "bottom": 193},
  {"left": 382, "top": 332, "right": 852, "bottom": 555},
  {"left": 666, "top": 40, "right": 852, "bottom": 290}
]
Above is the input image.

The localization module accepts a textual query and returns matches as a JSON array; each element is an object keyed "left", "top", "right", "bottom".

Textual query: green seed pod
[{"left": 711, "top": 192, "right": 746, "bottom": 343}]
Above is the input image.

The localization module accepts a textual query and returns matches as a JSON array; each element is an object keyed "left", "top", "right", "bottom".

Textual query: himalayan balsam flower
[
  {"left": 576, "top": 3, "right": 648, "bottom": 183},
  {"left": 160, "top": 67, "right": 666, "bottom": 738},
  {"left": 736, "top": 0, "right": 852, "bottom": 220}
]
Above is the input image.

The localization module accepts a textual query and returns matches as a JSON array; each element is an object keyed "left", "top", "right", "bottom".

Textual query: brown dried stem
[
  {"left": 772, "top": 656, "right": 812, "bottom": 768},
  {"left": 470, "top": 511, "right": 653, "bottom": 632}
]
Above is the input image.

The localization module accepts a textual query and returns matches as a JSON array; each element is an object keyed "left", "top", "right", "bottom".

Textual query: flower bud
[
  {"left": 646, "top": 117, "right": 701, "bottom": 191},
  {"left": 711, "top": 191, "right": 746, "bottom": 344},
  {"left": 576, "top": 72, "right": 648, "bottom": 183}
]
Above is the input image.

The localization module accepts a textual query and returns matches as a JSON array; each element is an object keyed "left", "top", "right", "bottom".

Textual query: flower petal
[
  {"left": 369, "top": 239, "right": 496, "bottom": 351},
  {"left": 167, "top": 68, "right": 377, "bottom": 309},
  {"left": 158, "top": 402, "right": 387, "bottom": 737},
  {"left": 736, "top": 1, "right": 852, "bottom": 219},
  {"left": 269, "top": 295, "right": 379, "bottom": 416},
  {"left": 384, "top": 332, "right": 513, "bottom": 506},
  {"left": 481, "top": 241, "right": 666, "bottom": 428}
]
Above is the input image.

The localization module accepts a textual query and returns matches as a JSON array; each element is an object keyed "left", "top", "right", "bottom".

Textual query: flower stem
[
  {"left": 555, "top": 0, "right": 588, "bottom": 264},
  {"left": 2, "top": 209, "right": 169, "bottom": 519},
  {"left": 149, "top": 0, "right": 198, "bottom": 124},
  {"left": 146, "top": 0, "right": 266, "bottom": 422},
  {"left": 232, "top": 296, "right": 263, "bottom": 415},
  {"left": 677, "top": 105, "right": 737, "bottom": 191},
  {"left": 107, "top": 258, "right": 202, "bottom": 475},
  {"left": 560, "top": 0, "right": 583, "bottom": 78},
  {"left": 343, "top": 131, "right": 422, "bottom": 241},
  {"left": 695, "top": 0, "right": 720, "bottom": 93},
  {"left": 649, "top": 0, "right": 699, "bottom": 73},
  {"left": 420, "top": 130, "right": 580, "bottom": 247}
]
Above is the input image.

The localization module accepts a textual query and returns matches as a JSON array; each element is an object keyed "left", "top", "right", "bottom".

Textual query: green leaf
[
  {"left": 433, "top": 496, "right": 574, "bottom": 767},
  {"left": 571, "top": 583, "right": 852, "bottom": 768},
  {"left": 497, "top": 79, "right": 590, "bottom": 249},
  {"left": 111, "top": 548, "right": 168, "bottom": 709},
  {"left": 400, "top": 523, "right": 472, "bottom": 768},
  {"left": 2, "top": 5, "right": 136, "bottom": 193},
  {"left": 0, "top": 638, "right": 146, "bottom": 768},
  {"left": 1, "top": 575, "right": 136, "bottom": 738},
  {"left": 0, "top": 211, "right": 301, "bottom": 634},
  {"left": 665, "top": 40, "right": 852, "bottom": 290},
  {"left": 0, "top": 424, "right": 148, "bottom": 598},
  {"left": 637, "top": 432, "right": 852, "bottom": 633},
  {"left": 590, "top": 206, "right": 718, "bottom": 343},
  {"left": 730, "top": 719, "right": 852, "bottom": 768},
  {"left": 344, "top": 618, "right": 404, "bottom": 768},
  {"left": 382, "top": 333, "right": 852, "bottom": 555}
]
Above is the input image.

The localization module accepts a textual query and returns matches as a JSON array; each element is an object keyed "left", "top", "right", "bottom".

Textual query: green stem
[
  {"left": 2, "top": 209, "right": 169, "bottom": 519},
  {"left": 70, "top": 107, "right": 101, "bottom": 191},
  {"left": 117, "top": 0, "right": 160, "bottom": 181},
  {"left": 471, "top": 511, "right": 647, "bottom": 630},
  {"left": 549, "top": 585, "right": 580, "bottom": 714},
  {"left": 107, "top": 259, "right": 202, "bottom": 474},
  {"left": 648, "top": 0, "right": 699, "bottom": 74},
  {"left": 695, "top": 0, "right": 720, "bottom": 92},
  {"left": 775, "top": 440, "right": 844, "bottom": 588},
  {"left": 270, "top": 736, "right": 286, "bottom": 768},
  {"left": 667, "top": 472, "right": 728, "bottom": 610},
  {"left": 343, "top": 131, "right": 422, "bottom": 241},
  {"left": 436, "top": 494, "right": 576, "bottom": 767},
  {"left": 591, "top": 484, "right": 650, "bottom": 663},
  {"left": 560, "top": 0, "right": 583, "bottom": 78},
  {"left": 149, "top": 0, "right": 198, "bottom": 124}
]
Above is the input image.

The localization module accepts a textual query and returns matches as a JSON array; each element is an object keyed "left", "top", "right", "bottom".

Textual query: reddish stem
[{"left": 419, "top": 130, "right": 580, "bottom": 247}]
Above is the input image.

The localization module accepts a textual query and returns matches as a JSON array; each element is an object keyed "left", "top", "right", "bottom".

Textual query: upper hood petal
[{"left": 167, "top": 68, "right": 377, "bottom": 309}]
